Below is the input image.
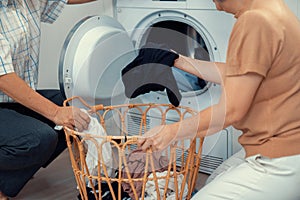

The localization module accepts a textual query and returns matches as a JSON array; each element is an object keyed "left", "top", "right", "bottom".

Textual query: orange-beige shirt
[{"left": 226, "top": 0, "right": 300, "bottom": 158}]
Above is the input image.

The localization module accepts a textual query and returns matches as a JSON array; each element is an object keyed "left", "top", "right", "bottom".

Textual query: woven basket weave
[{"left": 63, "top": 96, "right": 204, "bottom": 200}]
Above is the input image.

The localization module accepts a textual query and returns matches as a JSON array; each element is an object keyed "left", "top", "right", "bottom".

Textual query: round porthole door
[{"left": 59, "top": 15, "right": 136, "bottom": 106}]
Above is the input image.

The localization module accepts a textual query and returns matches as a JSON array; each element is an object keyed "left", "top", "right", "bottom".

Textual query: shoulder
[
  {"left": 232, "top": 9, "right": 284, "bottom": 41},
  {"left": 236, "top": 9, "right": 277, "bottom": 30}
]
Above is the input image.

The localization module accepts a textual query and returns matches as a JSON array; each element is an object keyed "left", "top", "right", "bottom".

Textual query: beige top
[{"left": 226, "top": 0, "right": 300, "bottom": 158}]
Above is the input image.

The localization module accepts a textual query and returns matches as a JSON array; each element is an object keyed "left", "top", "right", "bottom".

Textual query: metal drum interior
[
  {"left": 140, "top": 20, "right": 211, "bottom": 94},
  {"left": 127, "top": 11, "right": 221, "bottom": 112}
]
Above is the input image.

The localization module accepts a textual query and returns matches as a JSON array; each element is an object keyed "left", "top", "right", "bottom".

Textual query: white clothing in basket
[
  {"left": 142, "top": 171, "right": 188, "bottom": 200},
  {"left": 80, "top": 109, "right": 113, "bottom": 180}
]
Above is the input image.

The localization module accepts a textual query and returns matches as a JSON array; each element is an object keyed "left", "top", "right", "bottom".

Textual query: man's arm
[
  {"left": 174, "top": 55, "right": 227, "bottom": 84},
  {"left": 0, "top": 73, "right": 90, "bottom": 131},
  {"left": 67, "top": 0, "right": 96, "bottom": 4}
]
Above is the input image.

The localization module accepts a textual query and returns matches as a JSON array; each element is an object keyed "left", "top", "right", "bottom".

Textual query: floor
[{"left": 12, "top": 150, "right": 209, "bottom": 200}]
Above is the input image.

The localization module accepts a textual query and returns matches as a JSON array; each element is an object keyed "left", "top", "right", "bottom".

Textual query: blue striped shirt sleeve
[
  {"left": 0, "top": 34, "right": 14, "bottom": 76},
  {"left": 40, "top": 0, "right": 68, "bottom": 24}
]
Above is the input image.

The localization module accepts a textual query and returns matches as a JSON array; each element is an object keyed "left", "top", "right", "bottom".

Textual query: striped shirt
[{"left": 0, "top": 0, "right": 67, "bottom": 102}]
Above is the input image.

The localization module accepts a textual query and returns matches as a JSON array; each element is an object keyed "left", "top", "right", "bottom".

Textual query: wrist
[
  {"left": 47, "top": 104, "right": 60, "bottom": 123},
  {"left": 169, "top": 122, "right": 180, "bottom": 140},
  {"left": 173, "top": 54, "right": 184, "bottom": 68}
]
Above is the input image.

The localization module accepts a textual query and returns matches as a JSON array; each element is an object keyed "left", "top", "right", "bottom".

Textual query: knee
[
  {"left": 15, "top": 125, "right": 59, "bottom": 166},
  {"left": 0, "top": 125, "right": 58, "bottom": 170},
  {"left": 32, "top": 126, "right": 58, "bottom": 164}
]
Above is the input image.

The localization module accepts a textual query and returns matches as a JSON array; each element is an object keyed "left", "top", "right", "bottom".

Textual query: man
[
  {"left": 0, "top": 0, "right": 96, "bottom": 199},
  {"left": 138, "top": 0, "right": 300, "bottom": 199}
]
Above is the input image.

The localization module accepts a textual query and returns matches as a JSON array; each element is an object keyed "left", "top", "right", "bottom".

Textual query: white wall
[
  {"left": 285, "top": 0, "right": 298, "bottom": 17},
  {"left": 38, "top": 0, "right": 113, "bottom": 89}
]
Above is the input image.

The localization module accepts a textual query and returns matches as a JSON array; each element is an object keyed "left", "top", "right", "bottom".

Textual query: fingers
[
  {"left": 137, "top": 137, "right": 146, "bottom": 147},
  {"left": 138, "top": 136, "right": 155, "bottom": 151},
  {"left": 54, "top": 106, "right": 91, "bottom": 132},
  {"left": 139, "top": 137, "right": 157, "bottom": 152},
  {"left": 74, "top": 119, "right": 85, "bottom": 132},
  {"left": 73, "top": 109, "right": 91, "bottom": 132},
  {"left": 137, "top": 126, "right": 166, "bottom": 151},
  {"left": 142, "top": 139, "right": 153, "bottom": 152},
  {"left": 78, "top": 110, "right": 91, "bottom": 124},
  {"left": 77, "top": 110, "right": 91, "bottom": 131}
]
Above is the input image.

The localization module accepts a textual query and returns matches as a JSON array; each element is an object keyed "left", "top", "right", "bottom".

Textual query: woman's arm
[
  {"left": 138, "top": 72, "right": 263, "bottom": 151},
  {"left": 179, "top": 72, "right": 263, "bottom": 138},
  {"left": 174, "top": 55, "right": 227, "bottom": 84}
]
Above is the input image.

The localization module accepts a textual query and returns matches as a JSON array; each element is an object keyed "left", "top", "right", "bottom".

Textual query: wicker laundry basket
[{"left": 63, "top": 96, "right": 204, "bottom": 200}]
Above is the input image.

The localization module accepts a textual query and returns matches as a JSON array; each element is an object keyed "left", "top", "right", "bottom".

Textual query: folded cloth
[
  {"left": 80, "top": 109, "right": 113, "bottom": 186},
  {"left": 121, "top": 42, "right": 182, "bottom": 107}
]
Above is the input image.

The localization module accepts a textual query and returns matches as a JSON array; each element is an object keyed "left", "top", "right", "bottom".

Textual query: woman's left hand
[{"left": 137, "top": 124, "right": 177, "bottom": 152}]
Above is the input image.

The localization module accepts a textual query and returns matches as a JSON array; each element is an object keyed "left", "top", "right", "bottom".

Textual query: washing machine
[{"left": 59, "top": 0, "right": 240, "bottom": 174}]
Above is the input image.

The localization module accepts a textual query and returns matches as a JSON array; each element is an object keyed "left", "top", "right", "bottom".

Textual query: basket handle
[{"left": 63, "top": 96, "right": 104, "bottom": 112}]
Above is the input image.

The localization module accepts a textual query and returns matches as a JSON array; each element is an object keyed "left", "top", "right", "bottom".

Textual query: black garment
[
  {"left": 77, "top": 182, "right": 130, "bottom": 200},
  {"left": 0, "top": 90, "right": 67, "bottom": 197},
  {"left": 121, "top": 42, "right": 182, "bottom": 107}
]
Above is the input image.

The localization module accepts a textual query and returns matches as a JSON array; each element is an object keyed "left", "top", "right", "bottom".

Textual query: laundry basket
[{"left": 63, "top": 96, "right": 204, "bottom": 200}]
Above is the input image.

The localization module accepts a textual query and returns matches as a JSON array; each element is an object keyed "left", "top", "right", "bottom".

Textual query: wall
[
  {"left": 285, "top": 0, "right": 298, "bottom": 17},
  {"left": 38, "top": 0, "right": 113, "bottom": 89}
]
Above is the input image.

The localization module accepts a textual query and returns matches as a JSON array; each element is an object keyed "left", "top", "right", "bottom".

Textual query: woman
[
  {"left": 0, "top": 0, "right": 96, "bottom": 199},
  {"left": 138, "top": 0, "right": 300, "bottom": 199}
]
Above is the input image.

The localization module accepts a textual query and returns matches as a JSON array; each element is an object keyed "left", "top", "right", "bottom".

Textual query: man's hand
[
  {"left": 53, "top": 106, "right": 90, "bottom": 132},
  {"left": 0, "top": 73, "right": 91, "bottom": 132},
  {"left": 137, "top": 124, "right": 176, "bottom": 152}
]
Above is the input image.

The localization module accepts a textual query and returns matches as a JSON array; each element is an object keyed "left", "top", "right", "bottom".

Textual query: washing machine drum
[{"left": 59, "top": 15, "right": 137, "bottom": 106}]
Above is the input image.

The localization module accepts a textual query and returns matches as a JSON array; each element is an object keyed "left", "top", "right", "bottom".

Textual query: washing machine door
[{"left": 59, "top": 15, "right": 136, "bottom": 106}]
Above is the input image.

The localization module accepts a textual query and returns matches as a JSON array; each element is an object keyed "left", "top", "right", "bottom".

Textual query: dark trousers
[{"left": 0, "top": 90, "right": 67, "bottom": 197}]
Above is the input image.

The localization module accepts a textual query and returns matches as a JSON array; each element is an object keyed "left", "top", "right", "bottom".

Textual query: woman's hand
[
  {"left": 137, "top": 124, "right": 177, "bottom": 152},
  {"left": 53, "top": 106, "right": 90, "bottom": 132}
]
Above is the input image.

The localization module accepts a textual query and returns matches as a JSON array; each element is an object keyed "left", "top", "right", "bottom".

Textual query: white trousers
[{"left": 192, "top": 154, "right": 300, "bottom": 200}]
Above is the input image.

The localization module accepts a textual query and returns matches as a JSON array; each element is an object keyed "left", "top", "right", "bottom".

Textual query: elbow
[{"left": 225, "top": 107, "right": 246, "bottom": 125}]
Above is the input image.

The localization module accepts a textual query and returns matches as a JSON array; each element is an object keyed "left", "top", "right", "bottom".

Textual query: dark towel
[{"left": 121, "top": 42, "right": 182, "bottom": 107}]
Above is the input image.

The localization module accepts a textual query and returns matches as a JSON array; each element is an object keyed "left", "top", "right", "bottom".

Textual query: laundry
[
  {"left": 142, "top": 171, "right": 188, "bottom": 200},
  {"left": 77, "top": 181, "right": 131, "bottom": 200},
  {"left": 121, "top": 42, "right": 182, "bottom": 107},
  {"left": 121, "top": 148, "right": 170, "bottom": 199},
  {"left": 80, "top": 109, "right": 113, "bottom": 186},
  {"left": 172, "top": 67, "right": 207, "bottom": 92}
]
